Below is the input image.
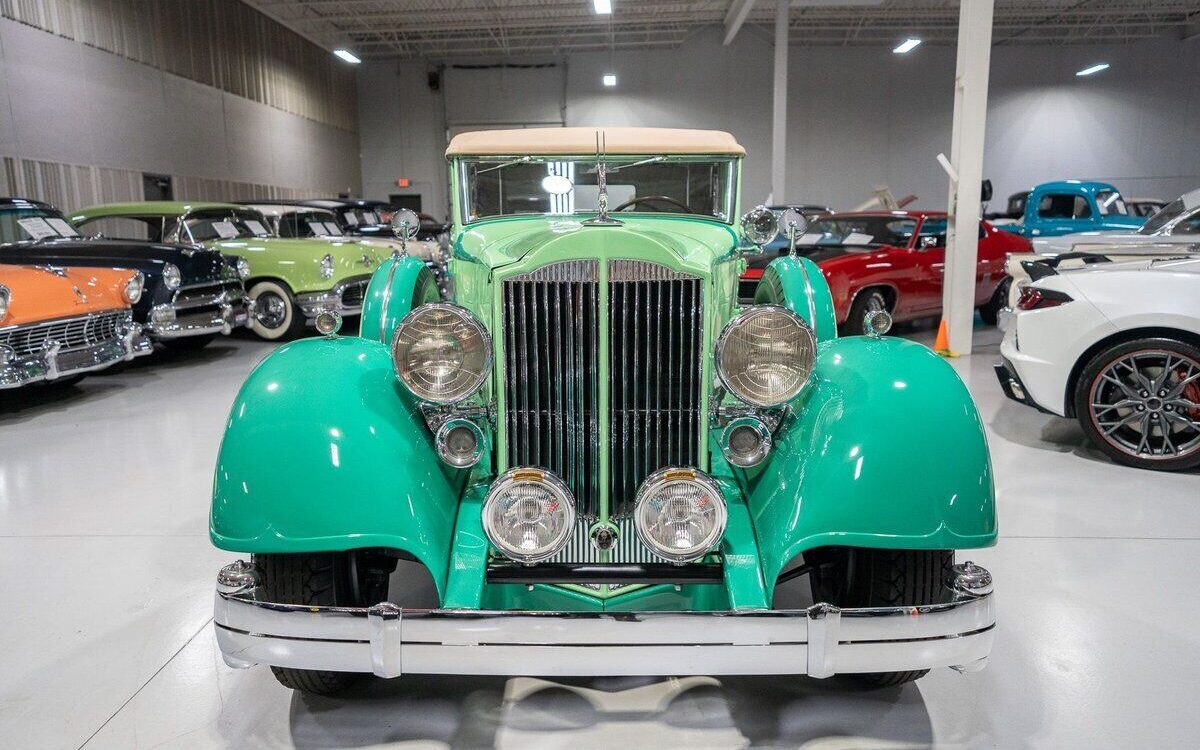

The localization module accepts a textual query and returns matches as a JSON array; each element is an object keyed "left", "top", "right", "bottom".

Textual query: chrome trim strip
[
  {"left": 0, "top": 313, "right": 152, "bottom": 389},
  {"left": 213, "top": 562, "right": 995, "bottom": 678}
]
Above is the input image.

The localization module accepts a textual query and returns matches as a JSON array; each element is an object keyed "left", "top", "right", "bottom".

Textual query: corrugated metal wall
[
  {"left": 0, "top": 0, "right": 357, "bottom": 132},
  {"left": 2, "top": 155, "right": 318, "bottom": 212}
]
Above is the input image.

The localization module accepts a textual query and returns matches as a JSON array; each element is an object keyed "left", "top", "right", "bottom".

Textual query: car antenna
[{"left": 583, "top": 130, "right": 622, "bottom": 227}]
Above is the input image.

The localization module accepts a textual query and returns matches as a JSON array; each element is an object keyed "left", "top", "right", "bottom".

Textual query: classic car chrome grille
[
  {"left": 173, "top": 280, "right": 244, "bottom": 311},
  {"left": 340, "top": 280, "right": 368, "bottom": 308},
  {"left": 609, "top": 260, "right": 703, "bottom": 518},
  {"left": 546, "top": 517, "right": 658, "bottom": 564},
  {"left": 501, "top": 260, "right": 602, "bottom": 518},
  {"left": 0, "top": 310, "right": 130, "bottom": 357},
  {"left": 500, "top": 259, "right": 703, "bottom": 522}
]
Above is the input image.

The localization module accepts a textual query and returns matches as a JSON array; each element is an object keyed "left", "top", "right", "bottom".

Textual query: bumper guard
[{"left": 213, "top": 560, "right": 995, "bottom": 678}]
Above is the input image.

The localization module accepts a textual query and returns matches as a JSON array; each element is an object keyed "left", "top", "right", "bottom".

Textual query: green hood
[
  {"left": 209, "top": 236, "right": 390, "bottom": 293},
  {"left": 456, "top": 215, "right": 740, "bottom": 273}
]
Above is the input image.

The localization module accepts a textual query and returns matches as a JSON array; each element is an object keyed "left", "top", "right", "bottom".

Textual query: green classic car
[
  {"left": 209, "top": 127, "right": 997, "bottom": 696},
  {"left": 69, "top": 202, "right": 392, "bottom": 340}
]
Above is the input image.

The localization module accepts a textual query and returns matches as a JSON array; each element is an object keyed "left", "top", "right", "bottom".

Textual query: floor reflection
[{"left": 285, "top": 673, "right": 934, "bottom": 749}]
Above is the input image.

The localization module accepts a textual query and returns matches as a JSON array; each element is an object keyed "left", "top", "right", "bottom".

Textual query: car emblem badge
[
  {"left": 360, "top": 254, "right": 375, "bottom": 267},
  {"left": 72, "top": 285, "right": 87, "bottom": 303}
]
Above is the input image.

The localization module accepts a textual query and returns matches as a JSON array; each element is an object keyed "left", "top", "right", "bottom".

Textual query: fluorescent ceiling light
[
  {"left": 602, "top": 73, "right": 617, "bottom": 87},
  {"left": 593, "top": 0, "right": 612, "bottom": 14},
  {"left": 1076, "top": 63, "right": 1110, "bottom": 77},
  {"left": 893, "top": 38, "right": 921, "bottom": 54},
  {"left": 333, "top": 49, "right": 361, "bottom": 64}
]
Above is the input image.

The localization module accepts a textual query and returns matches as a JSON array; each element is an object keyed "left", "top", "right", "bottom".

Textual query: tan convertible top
[{"left": 445, "top": 127, "right": 745, "bottom": 157}]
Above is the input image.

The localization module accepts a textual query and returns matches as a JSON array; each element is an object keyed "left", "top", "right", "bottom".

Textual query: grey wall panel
[
  {"left": 358, "top": 29, "right": 1200, "bottom": 215},
  {"left": 0, "top": 13, "right": 361, "bottom": 205}
]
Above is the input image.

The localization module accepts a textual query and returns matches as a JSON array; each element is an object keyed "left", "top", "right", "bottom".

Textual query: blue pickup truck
[{"left": 996, "top": 181, "right": 1146, "bottom": 238}]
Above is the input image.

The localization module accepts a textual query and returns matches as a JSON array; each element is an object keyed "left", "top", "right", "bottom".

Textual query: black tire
[
  {"left": 247, "top": 280, "right": 306, "bottom": 341},
  {"left": 841, "top": 289, "right": 889, "bottom": 337},
  {"left": 808, "top": 547, "right": 954, "bottom": 687},
  {"left": 979, "top": 278, "right": 1010, "bottom": 326},
  {"left": 254, "top": 553, "right": 367, "bottom": 696},
  {"left": 1073, "top": 337, "right": 1200, "bottom": 472},
  {"left": 162, "top": 334, "right": 217, "bottom": 351}
]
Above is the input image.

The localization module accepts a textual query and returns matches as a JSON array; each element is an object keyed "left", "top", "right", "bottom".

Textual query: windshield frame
[
  {"left": 453, "top": 154, "right": 740, "bottom": 226},
  {"left": 180, "top": 207, "right": 272, "bottom": 243},
  {"left": 0, "top": 203, "right": 82, "bottom": 246}
]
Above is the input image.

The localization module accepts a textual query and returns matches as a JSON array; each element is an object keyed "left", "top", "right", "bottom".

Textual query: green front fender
[
  {"left": 746, "top": 335, "right": 996, "bottom": 599},
  {"left": 209, "top": 335, "right": 462, "bottom": 597},
  {"left": 359, "top": 255, "right": 439, "bottom": 345},
  {"left": 754, "top": 256, "right": 837, "bottom": 341}
]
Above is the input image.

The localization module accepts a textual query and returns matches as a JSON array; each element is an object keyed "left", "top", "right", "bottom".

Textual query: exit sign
[{"left": 395, "top": 177, "right": 411, "bottom": 188}]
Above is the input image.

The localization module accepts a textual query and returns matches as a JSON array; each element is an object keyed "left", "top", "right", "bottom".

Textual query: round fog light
[
  {"left": 634, "top": 468, "right": 727, "bottom": 564},
  {"left": 721, "top": 417, "right": 772, "bottom": 468},
  {"left": 435, "top": 418, "right": 483, "bottom": 468},
  {"left": 483, "top": 468, "right": 575, "bottom": 564}
]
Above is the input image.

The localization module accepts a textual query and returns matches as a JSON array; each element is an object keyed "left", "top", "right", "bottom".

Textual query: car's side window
[
  {"left": 1037, "top": 193, "right": 1092, "bottom": 220},
  {"left": 1171, "top": 215, "right": 1200, "bottom": 235},
  {"left": 916, "top": 218, "right": 947, "bottom": 248},
  {"left": 80, "top": 216, "right": 161, "bottom": 241}
]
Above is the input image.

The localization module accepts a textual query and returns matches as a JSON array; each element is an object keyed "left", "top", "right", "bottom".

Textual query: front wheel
[
  {"left": 247, "top": 280, "right": 305, "bottom": 341},
  {"left": 1074, "top": 337, "right": 1200, "bottom": 471},
  {"left": 840, "top": 289, "right": 889, "bottom": 337},
  {"left": 254, "top": 552, "right": 394, "bottom": 695},
  {"left": 807, "top": 547, "right": 954, "bottom": 687}
]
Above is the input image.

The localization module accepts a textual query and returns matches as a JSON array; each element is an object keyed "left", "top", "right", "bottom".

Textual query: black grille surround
[{"left": 499, "top": 259, "right": 704, "bottom": 532}]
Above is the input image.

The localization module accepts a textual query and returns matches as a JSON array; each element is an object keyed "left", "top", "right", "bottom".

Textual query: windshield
[
  {"left": 184, "top": 208, "right": 271, "bottom": 242},
  {"left": 0, "top": 204, "right": 80, "bottom": 245},
  {"left": 280, "top": 210, "right": 344, "bottom": 239},
  {"left": 799, "top": 215, "right": 918, "bottom": 248},
  {"left": 1095, "top": 190, "right": 1129, "bottom": 216},
  {"left": 1139, "top": 198, "right": 1187, "bottom": 235},
  {"left": 460, "top": 156, "right": 736, "bottom": 223}
]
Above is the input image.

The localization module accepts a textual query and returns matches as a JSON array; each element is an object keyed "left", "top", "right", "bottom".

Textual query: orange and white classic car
[{"left": 0, "top": 264, "right": 152, "bottom": 388}]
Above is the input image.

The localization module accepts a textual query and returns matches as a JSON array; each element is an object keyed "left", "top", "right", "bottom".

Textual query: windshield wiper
[
  {"left": 475, "top": 156, "right": 534, "bottom": 175},
  {"left": 586, "top": 155, "right": 666, "bottom": 174}
]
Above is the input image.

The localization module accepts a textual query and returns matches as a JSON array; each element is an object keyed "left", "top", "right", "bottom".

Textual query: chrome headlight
[
  {"left": 0, "top": 285, "right": 10, "bottom": 322},
  {"left": 483, "top": 468, "right": 576, "bottom": 563},
  {"left": 391, "top": 303, "right": 492, "bottom": 404},
  {"left": 122, "top": 271, "right": 144, "bottom": 304},
  {"left": 320, "top": 253, "right": 334, "bottom": 279},
  {"left": 634, "top": 468, "right": 727, "bottom": 564},
  {"left": 715, "top": 305, "right": 817, "bottom": 407},
  {"left": 162, "top": 263, "right": 181, "bottom": 291},
  {"left": 235, "top": 257, "right": 251, "bottom": 280}
]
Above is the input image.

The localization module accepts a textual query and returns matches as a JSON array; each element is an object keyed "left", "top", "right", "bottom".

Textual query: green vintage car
[
  {"left": 70, "top": 202, "right": 392, "bottom": 340},
  {"left": 209, "top": 127, "right": 997, "bottom": 696}
]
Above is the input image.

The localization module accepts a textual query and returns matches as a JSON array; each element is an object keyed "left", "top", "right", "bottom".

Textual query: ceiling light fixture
[
  {"left": 893, "top": 38, "right": 922, "bottom": 54},
  {"left": 1076, "top": 63, "right": 1110, "bottom": 77},
  {"left": 602, "top": 73, "right": 617, "bottom": 87},
  {"left": 334, "top": 49, "right": 361, "bottom": 64},
  {"left": 593, "top": 0, "right": 613, "bottom": 14}
]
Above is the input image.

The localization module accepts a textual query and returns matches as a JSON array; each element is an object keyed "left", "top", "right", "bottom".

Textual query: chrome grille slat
[
  {"left": 546, "top": 518, "right": 657, "bottom": 564},
  {"left": 503, "top": 261, "right": 600, "bottom": 518},
  {"left": 0, "top": 310, "right": 130, "bottom": 357}
]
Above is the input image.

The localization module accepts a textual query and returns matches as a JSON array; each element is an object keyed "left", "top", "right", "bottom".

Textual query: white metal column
[
  {"left": 771, "top": 0, "right": 788, "bottom": 203},
  {"left": 941, "top": 0, "right": 995, "bottom": 355}
]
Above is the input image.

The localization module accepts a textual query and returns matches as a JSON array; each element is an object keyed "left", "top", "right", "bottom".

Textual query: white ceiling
[{"left": 242, "top": 0, "right": 1200, "bottom": 60}]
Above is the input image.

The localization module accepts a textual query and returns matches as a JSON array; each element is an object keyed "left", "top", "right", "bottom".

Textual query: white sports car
[
  {"left": 1002, "top": 188, "right": 1200, "bottom": 307},
  {"left": 996, "top": 256, "right": 1200, "bottom": 471}
]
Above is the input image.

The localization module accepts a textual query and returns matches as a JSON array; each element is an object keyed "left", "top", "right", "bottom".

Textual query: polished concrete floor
[{"left": 1, "top": 324, "right": 1198, "bottom": 749}]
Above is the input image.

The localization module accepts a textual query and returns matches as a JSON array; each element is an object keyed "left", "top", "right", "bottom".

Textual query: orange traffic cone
[{"left": 933, "top": 319, "right": 957, "bottom": 358}]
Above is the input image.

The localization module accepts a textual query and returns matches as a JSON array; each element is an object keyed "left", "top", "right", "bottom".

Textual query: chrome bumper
[
  {"left": 213, "top": 561, "right": 995, "bottom": 678},
  {"left": 146, "top": 292, "right": 251, "bottom": 339},
  {"left": 0, "top": 325, "right": 152, "bottom": 389},
  {"left": 295, "top": 276, "right": 371, "bottom": 320}
]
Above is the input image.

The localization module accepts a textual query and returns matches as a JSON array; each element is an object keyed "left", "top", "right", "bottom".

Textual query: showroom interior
[{"left": 2, "top": 0, "right": 1199, "bottom": 748}]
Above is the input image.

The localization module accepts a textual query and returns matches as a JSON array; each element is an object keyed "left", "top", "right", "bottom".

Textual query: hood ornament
[
  {"left": 72, "top": 285, "right": 87, "bottom": 303},
  {"left": 582, "top": 131, "right": 623, "bottom": 227}
]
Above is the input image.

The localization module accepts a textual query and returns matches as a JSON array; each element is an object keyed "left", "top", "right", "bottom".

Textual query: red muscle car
[{"left": 740, "top": 210, "right": 1031, "bottom": 334}]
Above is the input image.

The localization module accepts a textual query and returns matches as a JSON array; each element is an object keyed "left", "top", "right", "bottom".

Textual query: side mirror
[
  {"left": 918, "top": 235, "right": 941, "bottom": 249},
  {"left": 741, "top": 206, "right": 779, "bottom": 248},
  {"left": 390, "top": 208, "right": 420, "bottom": 241},
  {"left": 981, "top": 179, "right": 993, "bottom": 203},
  {"left": 779, "top": 208, "right": 808, "bottom": 239}
]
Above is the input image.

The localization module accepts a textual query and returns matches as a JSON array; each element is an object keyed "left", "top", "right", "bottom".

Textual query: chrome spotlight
[
  {"left": 720, "top": 416, "right": 773, "bottom": 468},
  {"left": 435, "top": 417, "right": 484, "bottom": 468}
]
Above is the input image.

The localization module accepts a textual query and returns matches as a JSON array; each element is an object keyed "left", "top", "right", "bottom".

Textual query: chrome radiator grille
[
  {"left": 0, "top": 310, "right": 129, "bottom": 357},
  {"left": 501, "top": 260, "right": 602, "bottom": 518},
  {"left": 609, "top": 260, "right": 703, "bottom": 518},
  {"left": 500, "top": 259, "right": 704, "bottom": 523}
]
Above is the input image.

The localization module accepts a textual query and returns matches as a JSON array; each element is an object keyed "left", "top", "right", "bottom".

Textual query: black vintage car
[
  {"left": 279, "top": 199, "right": 450, "bottom": 242},
  {"left": 0, "top": 198, "right": 251, "bottom": 349}
]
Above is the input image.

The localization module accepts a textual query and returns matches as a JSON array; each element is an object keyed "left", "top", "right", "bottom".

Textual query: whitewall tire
[{"left": 248, "top": 280, "right": 305, "bottom": 341}]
